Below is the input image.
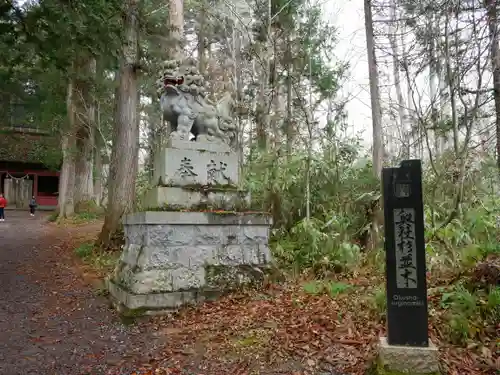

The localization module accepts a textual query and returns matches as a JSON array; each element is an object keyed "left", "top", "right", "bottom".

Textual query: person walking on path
[
  {"left": 29, "top": 196, "right": 37, "bottom": 217},
  {"left": 0, "top": 194, "right": 7, "bottom": 222}
]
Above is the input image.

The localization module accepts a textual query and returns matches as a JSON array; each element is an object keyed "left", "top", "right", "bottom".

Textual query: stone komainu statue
[{"left": 157, "top": 59, "right": 237, "bottom": 147}]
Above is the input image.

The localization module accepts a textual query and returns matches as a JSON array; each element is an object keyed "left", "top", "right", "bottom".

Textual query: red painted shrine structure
[{"left": 0, "top": 127, "right": 60, "bottom": 209}]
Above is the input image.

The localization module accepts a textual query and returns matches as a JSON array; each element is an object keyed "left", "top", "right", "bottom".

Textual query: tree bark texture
[
  {"left": 364, "top": 0, "right": 384, "bottom": 251},
  {"left": 485, "top": 0, "right": 500, "bottom": 174},
  {"left": 169, "top": 0, "right": 184, "bottom": 60},
  {"left": 388, "top": 0, "right": 408, "bottom": 158},
  {"left": 285, "top": 34, "right": 294, "bottom": 158},
  {"left": 74, "top": 57, "right": 96, "bottom": 210},
  {"left": 197, "top": 10, "right": 207, "bottom": 73},
  {"left": 94, "top": 106, "right": 103, "bottom": 207},
  {"left": 364, "top": 0, "right": 383, "bottom": 179},
  {"left": 57, "top": 80, "right": 77, "bottom": 219},
  {"left": 97, "top": 0, "right": 140, "bottom": 249}
]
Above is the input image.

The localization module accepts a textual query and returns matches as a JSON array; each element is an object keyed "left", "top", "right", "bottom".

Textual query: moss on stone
[
  {"left": 366, "top": 360, "right": 441, "bottom": 375},
  {"left": 205, "top": 264, "right": 269, "bottom": 290},
  {"left": 117, "top": 305, "right": 151, "bottom": 325},
  {"left": 159, "top": 182, "right": 240, "bottom": 192},
  {"left": 199, "top": 288, "right": 223, "bottom": 301},
  {"left": 120, "top": 306, "right": 149, "bottom": 318},
  {"left": 185, "top": 183, "right": 239, "bottom": 192},
  {"left": 141, "top": 201, "right": 269, "bottom": 214},
  {"left": 142, "top": 203, "right": 188, "bottom": 212}
]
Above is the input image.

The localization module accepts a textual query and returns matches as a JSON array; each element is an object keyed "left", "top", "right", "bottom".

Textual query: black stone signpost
[{"left": 382, "top": 159, "right": 429, "bottom": 347}]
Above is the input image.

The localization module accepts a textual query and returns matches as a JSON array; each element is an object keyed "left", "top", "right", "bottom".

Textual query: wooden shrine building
[{"left": 0, "top": 127, "right": 61, "bottom": 210}]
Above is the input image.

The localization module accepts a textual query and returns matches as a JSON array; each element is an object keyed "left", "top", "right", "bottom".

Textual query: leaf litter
[
  {"left": 104, "top": 279, "right": 498, "bottom": 375},
  {"left": 46, "top": 220, "right": 499, "bottom": 375}
]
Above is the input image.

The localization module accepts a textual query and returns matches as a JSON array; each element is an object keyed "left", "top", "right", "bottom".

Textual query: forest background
[{"left": 0, "top": 0, "right": 499, "bottom": 372}]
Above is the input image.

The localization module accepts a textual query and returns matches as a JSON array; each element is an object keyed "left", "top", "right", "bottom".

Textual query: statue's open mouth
[{"left": 164, "top": 75, "right": 184, "bottom": 86}]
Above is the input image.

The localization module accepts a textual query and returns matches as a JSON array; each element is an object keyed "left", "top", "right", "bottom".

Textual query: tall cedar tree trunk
[
  {"left": 444, "top": 12, "right": 459, "bottom": 155},
  {"left": 74, "top": 57, "right": 96, "bottom": 210},
  {"left": 485, "top": 0, "right": 500, "bottom": 174},
  {"left": 428, "top": 14, "right": 440, "bottom": 156},
  {"left": 255, "top": 0, "right": 271, "bottom": 150},
  {"left": 93, "top": 61, "right": 105, "bottom": 206},
  {"left": 285, "top": 34, "right": 294, "bottom": 158},
  {"left": 161, "top": 0, "right": 184, "bottom": 140},
  {"left": 436, "top": 55, "right": 448, "bottom": 152},
  {"left": 58, "top": 80, "right": 77, "bottom": 218},
  {"left": 94, "top": 100, "right": 103, "bottom": 206},
  {"left": 197, "top": 10, "right": 206, "bottom": 73},
  {"left": 364, "top": 0, "right": 384, "bottom": 250},
  {"left": 169, "top": 0, "right": 184, "bottom": 61},
  {"left": 388, "top": 0, "right": 408, "bottom": 158},
  {"left": 146, "top": 95, "right": 157, "bottom": 178},
  {"left": 232, "top": 28, "right": 244, "bottom": 175},
  {"left": 97, "top": 0, "right": 140, "bottom": 249},
  {"left": 270, "top": 44, "right": 282, "bottom": 149},
  {"left": 94, "top": 128, "right": 103, "bottom": 206}
]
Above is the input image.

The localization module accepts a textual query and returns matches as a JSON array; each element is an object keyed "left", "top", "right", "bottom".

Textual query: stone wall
[{"left": 108, "top": 211, "right": 272, "bottom": 314}]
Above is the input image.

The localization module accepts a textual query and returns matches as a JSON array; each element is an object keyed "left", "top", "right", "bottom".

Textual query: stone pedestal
[
  {"left": 153, "top": 139, "right": 238, "bottom": 188},
  {"left": 107, "top": 212, "right": 272, "bottom": 314},
  {"left": 109, "top": 139, "right": 272, "bottom": 315},
  {"left": 378, "top": 337, "right": 440, "bottom": 374},
  {"left": 142, "top": 185, "right": 249, "bottom": 210},
  {"left": 144, "top": 139, "right": 247, "bottom": 210}
]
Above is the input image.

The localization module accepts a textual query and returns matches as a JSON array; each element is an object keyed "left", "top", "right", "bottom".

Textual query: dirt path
[
  {"left": 0, "top": 211, "right": 160, "bottom": 375},
  {"left": 0, "top": 212, "right": 346, "bottom": 375}
]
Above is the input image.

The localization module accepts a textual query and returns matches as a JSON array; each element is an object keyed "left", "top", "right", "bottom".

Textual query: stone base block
[
  {"left": 107, "top": 278, "right": 193, "bottom": 311},
  {"left": 107, "top": 278, "right": 222, "bottom": 315},
  {"left": 109, "top": 211, "right": 273, "bottom": 315},
  {"left": 142, "top": 186, "right": 250, "bottom": 210},
  {"left": 378, "top": 337, "right": 440, "bottom": 374}
]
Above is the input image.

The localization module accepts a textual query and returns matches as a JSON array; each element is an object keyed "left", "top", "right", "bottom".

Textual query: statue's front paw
[
  {"left": 196, "top": 134, "right": 211, "bottom": 143},
  {"left": 170, "top": 131, "right": 187, "bottom": 141}
]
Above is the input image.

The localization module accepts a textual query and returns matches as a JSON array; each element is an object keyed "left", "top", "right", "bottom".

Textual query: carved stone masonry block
[
  {"left": 142, "top": 186, "right": 250, "bottom": 211},
  {"left": 108, "top": 212, "right": 274, "bottom": 315},
  {"left": 153, "top": 139, "right": 239, "bottom": 188}
]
